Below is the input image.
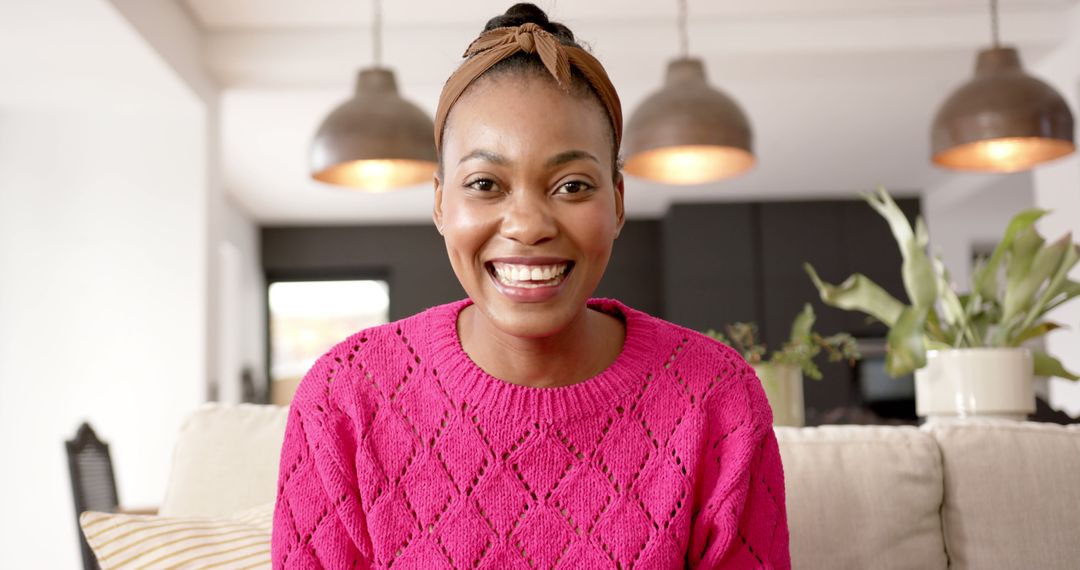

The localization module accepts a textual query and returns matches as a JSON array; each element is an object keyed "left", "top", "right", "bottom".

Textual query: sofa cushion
[
  {"left": 159, "top": 403, "right": 289, "bottom": 517},
  {"left": 924, "top": 420, "right": 1080, "bottom": 569},
  {"left": 80, "top": 502, "right": 272, "bottom": 569},
  {"left": 776, "top": 426, "right": 948, "bottom": 570}
]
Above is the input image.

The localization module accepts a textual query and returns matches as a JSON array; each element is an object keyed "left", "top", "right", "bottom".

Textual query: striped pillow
[{"left": 78, "top": 502, "right": 272, "bottom": 569}]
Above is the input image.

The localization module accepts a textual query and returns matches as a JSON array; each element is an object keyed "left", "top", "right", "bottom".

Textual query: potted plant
[
  {"left": 805, "top": 187, "right": 1080, "bottom": 421},
  {"left": 706, "top": 304, "right": 860, "bottom": 426}
]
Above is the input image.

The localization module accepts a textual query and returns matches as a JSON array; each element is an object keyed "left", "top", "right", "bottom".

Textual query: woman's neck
[{"left": 457, "top": 303, "right": 626, "bottom": 388}]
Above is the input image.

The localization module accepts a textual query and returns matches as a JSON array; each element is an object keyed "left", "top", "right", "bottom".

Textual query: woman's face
[{"left": 434, "top": 73, "right": 625, "bottom": 339}]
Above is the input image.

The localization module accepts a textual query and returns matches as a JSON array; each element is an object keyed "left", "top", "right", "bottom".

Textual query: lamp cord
[
  {"left": 373, "top": 0, "right": 383, "bottom": 67},
  {"left": 678, "top": 0, "right": 689, "bottom": 58},
  {"left": 989, "top": 0, "right": 1000, "bottom": 48}
]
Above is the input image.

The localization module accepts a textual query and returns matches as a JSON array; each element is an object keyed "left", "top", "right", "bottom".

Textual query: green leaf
[
  {"left": 902, "top": 222, "right": 938, "bottom": 309},
  {"left": 704, "top": 329, "right": 729, "bottom": 344},
  {"left": 861, "top": 187, "right": 914, "bottom": 252},
  {"left": 973, "top": 209, "right": 1048, "bottom": 300},
  {"left": 1018, "top": 239, "right": 1080, "bottom": 336},
  {"left": 1044, "top": 279, "right": 1080, "bottom": 313},
  {"left": 885, "top": 306, "right": 928, "bottom": 376},
  {"left": 804, "top": 263, "right": 905, "bottom": 327},
  {"left": 970, "top": 256, "right": 993, "bottom": 304},
  {"left": 859, "top": 188, "right": 937, "bottom": 309},
  {"left": 924, "top": 308, "right": 949, "bottom": 345},
  {"left": 932, "top": 256, "right": 968, "bottom": 344},
  {"left": 1011, "top": 321, "right": 1064, "bottom": 346},
  {"left": 789, "top": 304, "right": 815, "bottom": 345},
  {"left": 1004, "top": 226, "right": 1045, "bottom": 295},
  {"left": 1002, "top": 234, "right": 1068, "bottom": 327},
  {"left": 1033, "top": 350, "right": 1080, "bottom": 381},
  {"left": 914, "top": 215, "right": 931, "bottom": 249},
  {"left": 969, "top": 311, "right": 994, "bottom": 347}
]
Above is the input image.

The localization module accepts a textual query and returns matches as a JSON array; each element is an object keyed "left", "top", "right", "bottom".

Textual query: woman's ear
[
  {"left": 613, "top": 174, "right": 626, "bottom": 238},
  {"left": 432, "top": 174, "right": 444, "bottom": 235}
]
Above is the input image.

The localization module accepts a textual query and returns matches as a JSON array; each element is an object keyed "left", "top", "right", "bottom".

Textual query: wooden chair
[{"left": 66, "top": 422, "right": 118, "bottom": 570}]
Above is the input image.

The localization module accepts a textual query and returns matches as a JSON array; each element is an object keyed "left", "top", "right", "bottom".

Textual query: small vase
[
  {"left": 914, "top": 347, "right": 1034, "bottom": 421},
  {"left": 751, "top": 363, "right": 805, "bottom": 427}
]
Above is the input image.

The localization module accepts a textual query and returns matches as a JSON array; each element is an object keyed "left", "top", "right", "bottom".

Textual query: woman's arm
[
  {"left": 688, "top": 361, "right": 791, "bottom": 569},
  {"left": 272, "top": 353, "right": 372, "bottom": 569}
]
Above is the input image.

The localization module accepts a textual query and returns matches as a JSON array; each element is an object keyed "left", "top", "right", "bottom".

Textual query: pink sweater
[{"left": 273, "top": 298, "right": 789, "bottom": 569}]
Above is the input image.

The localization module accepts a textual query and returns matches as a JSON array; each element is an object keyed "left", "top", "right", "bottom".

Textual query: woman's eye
[
  {"left": 556, "top": 181, "right": 593, "bottom": 195},
  {"left": 465, "top": 178, "right": 497, "bottom": 192}
]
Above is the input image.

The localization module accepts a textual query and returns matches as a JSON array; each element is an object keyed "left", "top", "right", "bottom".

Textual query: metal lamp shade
[
  {"left": 931, "top": 47, "right": 1075, "bottom": 173},
  {"left": 624, "top": 58, "right": 754, "bottom": 185},
  {"left": 311, "top": 68, "right": 437, "bottom": 191}
]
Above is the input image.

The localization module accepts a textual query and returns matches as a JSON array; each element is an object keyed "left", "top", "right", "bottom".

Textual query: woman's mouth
[{"left": 487, "top": 261, "right": 573, "bottom": 289}]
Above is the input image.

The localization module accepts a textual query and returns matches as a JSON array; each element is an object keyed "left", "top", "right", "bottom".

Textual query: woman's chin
[{"left": 478, "top": 298, "right": 583, "bottom": 340}]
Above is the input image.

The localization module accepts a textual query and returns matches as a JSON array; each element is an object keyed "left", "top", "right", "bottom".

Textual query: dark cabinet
[
  {"left": 662, "top": 203, "right": 760, "bottom": 332},
  {"left": 661, "top": 197, "right": 920, "bottom": 420}
]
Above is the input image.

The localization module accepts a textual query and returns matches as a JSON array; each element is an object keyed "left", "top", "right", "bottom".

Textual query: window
[{"left": 268, "top": 279, "right": 389, "bottom": 404}]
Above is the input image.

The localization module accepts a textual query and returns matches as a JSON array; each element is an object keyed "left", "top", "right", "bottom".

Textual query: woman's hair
[
  {"left": 440, "top": 3, "right": 623, "bottom": 180},
  {"left": 483, "top": 3, "right": 578, "bottom": 46}
]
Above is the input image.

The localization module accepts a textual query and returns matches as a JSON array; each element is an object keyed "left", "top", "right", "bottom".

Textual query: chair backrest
[{"left": 66, "top": 422, "right": 118, "bottom": 570}]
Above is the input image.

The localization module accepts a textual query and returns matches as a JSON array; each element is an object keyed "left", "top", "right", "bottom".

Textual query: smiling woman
[{"left": 272, "top": 4, "right": 789, "bottom": 569}]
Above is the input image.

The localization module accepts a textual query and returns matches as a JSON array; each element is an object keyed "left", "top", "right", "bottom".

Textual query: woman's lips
[{"left": 486, "top": 260, "right": 574, "bottom": 302}]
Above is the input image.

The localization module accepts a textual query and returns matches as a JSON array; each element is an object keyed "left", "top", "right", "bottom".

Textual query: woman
[{"left": 273, "top": 4, "right": 789, "bottom": 569}]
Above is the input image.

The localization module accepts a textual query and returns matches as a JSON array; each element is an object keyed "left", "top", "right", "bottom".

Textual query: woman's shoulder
[
  {"left": 321, "top": 299, "right": 465, "bottom": 359},
  {"left": 290, "top": 300, "right": 467, "bottom": 407},
  {"left": 615, "top": 300, "right": 750, "bottom": 372},
  {"left": 616, "top": 301, "right": 770, "bottom": 427}
]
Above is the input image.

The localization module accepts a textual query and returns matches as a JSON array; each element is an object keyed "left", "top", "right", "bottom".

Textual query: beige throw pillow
[
  {"left": 79, "top": 502, "right": 272, "bottom": 569},
  {"left": 776, "top": 425, "right": 948, "bottom": 570},
  {"left": 925, "top": 420, "right": 1080, "bottom": 570},
  {"left": 160, "top": 403, "right": 289, "bottom": 518}
]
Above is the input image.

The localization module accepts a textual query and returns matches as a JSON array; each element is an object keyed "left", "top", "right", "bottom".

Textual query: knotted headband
[{"left": 434, "top": 22, "right": 623, "bottom": 154}]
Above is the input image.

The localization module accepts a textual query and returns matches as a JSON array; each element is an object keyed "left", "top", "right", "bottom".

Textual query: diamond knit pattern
[{"left": 272, "top": 299, "right": 790, "bottom": 569}]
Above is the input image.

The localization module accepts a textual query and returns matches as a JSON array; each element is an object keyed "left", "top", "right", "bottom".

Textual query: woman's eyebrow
[
  {"left": 456, "top": 149, "right": 599, "bottom": 167},
  {"left": 458, "top": 149, "right": 507, "bottom": 165},
  {"left": 546, "top": 150, "right": 600, "bottom": 167}
]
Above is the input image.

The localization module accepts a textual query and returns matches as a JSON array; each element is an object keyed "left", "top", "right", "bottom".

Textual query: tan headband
[{"left": 434, "top": 22, "right": 623, "bottom": 154}]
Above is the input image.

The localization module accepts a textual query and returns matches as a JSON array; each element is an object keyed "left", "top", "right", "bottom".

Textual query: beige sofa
[{"left": 160, "top": 404, "right": 1080, "bottom": 569}]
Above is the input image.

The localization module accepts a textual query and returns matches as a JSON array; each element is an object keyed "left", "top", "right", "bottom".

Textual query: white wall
[
  {"left": 216, "top": 202, "right": 267, "bottom": 403},
  {"left": 923, "top": 173, "right": 1036, "bottom": 289},
  {"left": 108, "top": 0, "right": 267, "bottom": 405},
  {"left": 1031, "top": 2, "right": 1080, "bottom": 417},
  {"left": 0, "top": 93, "right": 206, "bottom": 569},
  {"left": 0, "top": 1, "right": 216, "bottom": 567}
]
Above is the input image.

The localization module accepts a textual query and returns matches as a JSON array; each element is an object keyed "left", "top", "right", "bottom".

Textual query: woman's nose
[{"left": 499, "top": 190, "right": 557, "bottom": 245}]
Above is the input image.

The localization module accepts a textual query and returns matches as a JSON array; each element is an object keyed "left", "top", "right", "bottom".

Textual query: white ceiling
[
  {"left": 178, "top": 0, "right": 1078, "bottom": 224},
  {"left": 0, "top": 0, "right": 198, "bottom": 112}
]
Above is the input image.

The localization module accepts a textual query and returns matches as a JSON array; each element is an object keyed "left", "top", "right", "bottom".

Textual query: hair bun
[
  {"left": 483, "top": 3, "right": 577, "bottom": 44},
  {"left": 503, "top": 3, "right": 549, "bottom": 24}
]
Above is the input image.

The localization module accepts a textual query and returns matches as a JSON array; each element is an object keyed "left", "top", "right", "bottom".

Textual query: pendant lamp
[
  {"left": 310, "top": 0, "right": 437, "bottom": 191},
  {"left": 931, "top": 0, "right": 1075, "bottom": 172},
  {"left": 623, "top": 0, "right": 754, "bottom": 185}
]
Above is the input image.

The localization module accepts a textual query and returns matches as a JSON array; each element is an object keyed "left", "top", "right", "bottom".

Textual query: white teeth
[{"left": 491, "top": 262, "right": 570, "bottom": 287}]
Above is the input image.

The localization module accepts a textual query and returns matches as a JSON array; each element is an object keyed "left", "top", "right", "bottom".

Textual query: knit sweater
[{"left": 272, "top": 298, "right": 789, "bottom": 569}]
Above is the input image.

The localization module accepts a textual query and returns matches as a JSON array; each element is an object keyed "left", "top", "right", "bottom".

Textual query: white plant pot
[
  {"left": 752, "top": 363, "right": 805, "bottom": 427},
  {"left": 914, "top": 347, "right": 1034, "bottom": 421}
]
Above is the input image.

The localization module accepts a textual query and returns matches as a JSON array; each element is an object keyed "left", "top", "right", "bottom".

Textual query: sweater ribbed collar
[{"left": 427, "top": 298, "right": 657, "bottom": 421}]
